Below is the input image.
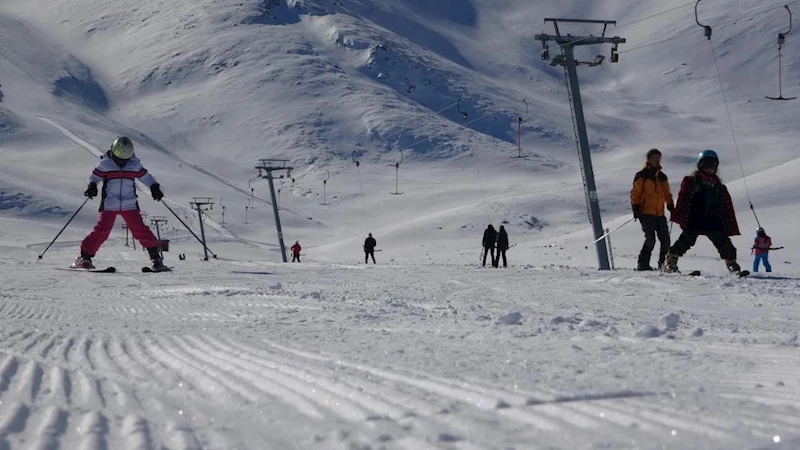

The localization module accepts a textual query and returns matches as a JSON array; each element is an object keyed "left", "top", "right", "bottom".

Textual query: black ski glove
[
  {"left": 150, "top": 183, "right": 164, "bottom": 201},
  {"left": 84, "top": 182, "right": 98, "bottom": 199},
  {"left": 667, "top": 204, "right": 675, "bottom": 213},
  {"left": 631, "top": 204, "right": 641, "bottom": 220}
]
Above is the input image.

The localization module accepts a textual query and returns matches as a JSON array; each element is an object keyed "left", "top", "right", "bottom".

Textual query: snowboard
[
  {"left": 58, "top": 266, "right": 116, "bottom": 273},
  {"left": 142, "top": 266, "right": 172, "bottom": 273}
]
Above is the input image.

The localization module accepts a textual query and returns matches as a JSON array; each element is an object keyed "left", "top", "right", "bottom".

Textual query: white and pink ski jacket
[{"left": 89, "top": 152, "right": 158, "bottom": 211}]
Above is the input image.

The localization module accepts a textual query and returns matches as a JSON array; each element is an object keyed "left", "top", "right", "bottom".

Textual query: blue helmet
[{"left": 696, "top": 149, "right": 718, "bottom": 168}]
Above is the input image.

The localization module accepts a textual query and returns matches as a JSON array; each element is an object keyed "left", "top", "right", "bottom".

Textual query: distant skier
[
  {"left": 73, "top": 137, "right": 167, "bottom": 271},
  {"left": 364, "top": 233, "right": 377, "bottom": 264},
  {"left": 630, "top": 148, "right": 675, "bottom": 270},
  {"left": 494, "top": 225, "right": 509, "bottom": 268},
  {"left": 482, "top": 225, "right": 497, "bottom": 267},
  {"left": 664, "top": 150, "right": 741, "bottom": 274},
  {"left": 752, "top": 227, "right": 774, "bottom": 273},
  {"left": 290, "top": 241, "right": 302, "bottom": 262}
]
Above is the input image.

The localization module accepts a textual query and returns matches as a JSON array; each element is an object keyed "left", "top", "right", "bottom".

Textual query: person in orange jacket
[
  {"left": 630, "top": 148, "right": 675, "bottom": 270},
  {"left": 290, "top": 241, "right": 301, "bottom": 262}
]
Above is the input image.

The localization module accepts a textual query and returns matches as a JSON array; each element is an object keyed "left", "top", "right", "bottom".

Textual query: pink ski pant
[{"left": 81, "top": 210, "right": 159, "bottom": 256}]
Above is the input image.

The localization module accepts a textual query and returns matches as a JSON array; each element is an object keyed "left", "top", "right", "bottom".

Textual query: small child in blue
[{"left": 752, "top": 227, "right": 773, "bottom": 273}]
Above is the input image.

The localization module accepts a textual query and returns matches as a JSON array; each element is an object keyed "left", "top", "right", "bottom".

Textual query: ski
[
  {"left": 667, "top": 269, "right": 749, "bottom": 278},
  {"left": 142, "top": 266, "right": 172, "bottom": 273},
  {"left": 57, "top": 266, "right": 116, "bottom": 273}
]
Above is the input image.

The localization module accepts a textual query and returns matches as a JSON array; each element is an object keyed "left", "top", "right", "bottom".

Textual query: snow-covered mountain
[
  {"left": 1, "top": 0, "right": 798, "bottom": 263},
  {"left": 1, "top": 1, "right": 800, "bottom": 448}
]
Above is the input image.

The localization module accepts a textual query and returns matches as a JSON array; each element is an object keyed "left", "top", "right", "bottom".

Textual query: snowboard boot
[
  {"left": 636, "top": 264, "right": 655, "bottom": 271},
  {"left": 147, "top": 247, "right": 167, "bottom": 271},
  {"left": 663, "top": 253, "right": 679, "bottom": 273},
  {"left": 725, "top": 259, "right": 741, "bottom": 275},
  {"left": 71, "top": 253, "right": 95, "bottom": 269}
]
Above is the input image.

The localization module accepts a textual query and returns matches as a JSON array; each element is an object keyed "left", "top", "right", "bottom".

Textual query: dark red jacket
[
  {"left": 671, "top": 172, "right": 740, "bottom": 236},
  {"left": 290, "top": 243, "right": 301, "bottom": 255}
]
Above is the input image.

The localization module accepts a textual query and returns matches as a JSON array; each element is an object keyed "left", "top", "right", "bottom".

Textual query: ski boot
[
  {"left": 71, "top": 253, "right": 95, "bottom": 269},
  {"left": 147, "top": 247, "right": 168, "bottom": 271},
  {"left": 725, "top": 259, "right": 741, "bottom": 275},
  {"left": 663, "top": 253, "right": 679, "bottom": 273}
]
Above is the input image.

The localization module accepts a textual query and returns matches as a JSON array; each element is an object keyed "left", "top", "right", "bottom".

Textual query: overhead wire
[
  {"left": 693, "top": 0, "right": 774, "bottom": 227},
  {"left": 621, "top": 0, "right": 800, "bottom": 54}
]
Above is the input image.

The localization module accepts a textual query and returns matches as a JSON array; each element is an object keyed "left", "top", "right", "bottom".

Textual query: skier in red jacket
[
  {"left": 290, "top": 241, "right": 302, "bottom": 262},
  {"left": 663, "top": 150, "right": 741, "bottom": 274},
  {"left": 752, "top": 227, "right": 773, "bottom": 273}
]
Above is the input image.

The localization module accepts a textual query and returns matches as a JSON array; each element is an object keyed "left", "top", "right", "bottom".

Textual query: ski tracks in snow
[{"left": 1, "top": 255, "right": 800, "bottom": 448}]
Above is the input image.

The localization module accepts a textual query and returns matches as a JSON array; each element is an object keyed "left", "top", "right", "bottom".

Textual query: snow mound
[
  {"left": 660, "top": 313, "right": 680, "bottom": 330},
  {"left": 633, "top": 324, "right": 662, "bottom": 339},
  {"left": 497, "top": 312, "right": 522, "bottom": 325}
]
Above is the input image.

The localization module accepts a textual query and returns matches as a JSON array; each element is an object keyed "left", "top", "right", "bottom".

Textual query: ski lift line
[
  {"left": 470, "top": 147, "right": 492, "bottom": 224},
  {"left": 389, "top": 111, "right": 490, "bottom": 156},
  {"left": 695, "top": 5, "right": 761, "bottom": 227},
  {"left": 434, "top": 99, "right": 462, "bottom": 115},
  {"left": 550, "top": 2, "right": 695, "bottom": 49},
  {"left": 357, "top": 164, "right": 369, "bottom": 232},
  {"left": 708, "top": 41, "right": 760, "bottom": 225},
  {"left": 556, "top": 0, "right": 799, "bottom": 52},
  {"left": 351, "top": 152, "right": 369, "bottom": 231},
  {"left": 618, "top": 34, "right": 691, "bottom": 54},
  {"left": 621, "top": 1, "right": 800, "bottom": 54}
]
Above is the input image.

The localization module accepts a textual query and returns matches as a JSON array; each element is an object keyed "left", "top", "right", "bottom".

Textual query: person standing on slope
[
  {"left": 364, "top": 233, "right": 377, "bottom": 264},
  {"left": 630, "top": 148, "right": 675, "bottom": 270},
  {"left": 494, "top": 225, "right": 509, "bottom": 268},
  {"left": 73, "top": 137, "right": 167, "bottom": 271},
  {"left": 663, "top": 150, "right": 741, "bottom": 274},
  {"left": 752, "top": 227, "right": 774, "bottom": 273},
  {"left": 290, "top": 241, "right": 302, "bottom": 262},
  {"left": 482, "top": 225, "right": 497, "bottom": 267}
]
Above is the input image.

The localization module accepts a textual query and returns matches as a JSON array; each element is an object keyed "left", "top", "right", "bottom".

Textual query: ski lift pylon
[{"left": 767, "top": 5, "right": 795, "bottom": 100}]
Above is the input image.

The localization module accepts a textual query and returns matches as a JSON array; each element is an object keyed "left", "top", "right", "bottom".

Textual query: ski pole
[
  {"left": 585, "top": 217, "right": 635, "bottom": 249},
  {"left": 38, "top": 197, "right": 90, "bottom": 260},
  {"left": 161, "top": 200, "right": 218, "bottom": 259}
]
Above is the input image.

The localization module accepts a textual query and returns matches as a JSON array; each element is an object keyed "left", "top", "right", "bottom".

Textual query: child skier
[
  {"left": 290, "top": 241, "right": 302, "bottom": 262},
  {"left": 73, "top": 137, "right": 167, "bottom": 271},
  {"left": 752, "top": 227, "right": 773, "bottom": 272},
  {"left": 664, "top": 150, "right": 742, "bottom": 274}
]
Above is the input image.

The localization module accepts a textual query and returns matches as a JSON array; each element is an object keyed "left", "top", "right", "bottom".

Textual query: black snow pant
[
  {"left": 638, "top": 214, "right": 670, "bottom": 269},
  {"left": 292, "top": 254, "right": 300, "bottom": 262},
  {"left": 482, "top": 246, "right": 495, "bottom": 267},
  {"left": 668, "top": 230, "right": 737, "bottom": 261},
  {"left": 365, "top": 250, "right": 376, "bottom": 264},
  {"left": 494, "top": 249, "right": 507, "bottom": 268}
]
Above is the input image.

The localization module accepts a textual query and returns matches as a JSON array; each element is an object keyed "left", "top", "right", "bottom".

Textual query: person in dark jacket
[
  {"left": 630, "top": 148, "right": 675, "bottom": 270},
  {"left": 482, "top": 225, "right": 497, "bottom": 267},
  {"left": 494, "top": 225, "right": 509, "bottom": 268},
  {"left": 364, "top": 233, "right": 377, "bottom": 264},
  {"left": 664, "top": 150, "right": 741, "bottom": 274}
]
